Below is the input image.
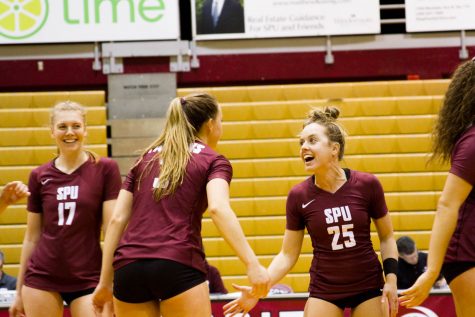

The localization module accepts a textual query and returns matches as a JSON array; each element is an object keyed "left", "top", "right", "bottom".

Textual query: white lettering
[
  {"left": 324, "top": 206, "right": 352, "bottom": 224},
  {"left": 56, "top": 186, "right": 79, "bottom": 200},
  {"left": 191, "top": 143, "right": 205, "bottom": 154},
  {"left": 70, "top": 186, "right": 78, "bottom": 199},
  {"left": 342, "top": 205, "right": 352, "bottom": 221},
  {"left": 58, "top": 202, "right": 76, "bottom": 226},
  {"left": 342, "top": 224, "right": 356, "bottom": 248},
  {"left": 332, "top": 207, "right": 342, "bottom": 222},
  {"left": 327, "top": 226, "right": 344, "bottom": 250},
  {"left": 324, "top": 208, "right": 334, "bottom": 224},
  {"left": 152, "top": 177, "right": 159, "bottom": 188},
  {"left": 57, "top": 187, "right": 64, "bottom": 200},
  {"left": 328, "top": 224, "right": 356, "bottom": 250}
]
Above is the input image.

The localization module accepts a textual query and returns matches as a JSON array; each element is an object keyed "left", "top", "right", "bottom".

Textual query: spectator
[
  {"left": 0, "top": 251, "right": 16, "bottom": 290},
  {"left": 205, "top": 261, "right": 228, "bottom": 294},
  {"left": 397, "top": 236, "right": 445, "bottom": 290}
]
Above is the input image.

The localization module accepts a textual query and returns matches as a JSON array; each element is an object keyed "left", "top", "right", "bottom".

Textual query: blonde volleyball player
[
  {"left": 92, "top": 93, "right": 269, "bottom": 317},
  {"left": 9, "top": 101, "right": 121, "bottom": 317}
]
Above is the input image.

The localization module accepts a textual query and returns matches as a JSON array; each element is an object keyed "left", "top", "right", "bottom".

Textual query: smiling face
[
  {"left": 299, "top": 122, "right": 340, "bottom": 173},
  {"left": 51, "top": 110, "right": 87, "bottom": 155}
]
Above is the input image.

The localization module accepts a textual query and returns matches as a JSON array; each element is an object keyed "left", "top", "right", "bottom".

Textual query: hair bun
[
  {"left": 307, "top": 106, "right": 340, "bottom": 123},
  {"left": 324, "top": 106, "right": 340, "bottom": 120}
]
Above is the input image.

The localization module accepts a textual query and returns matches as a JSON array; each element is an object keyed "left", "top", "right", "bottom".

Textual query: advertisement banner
[
  {"left": 209, "top": 292, "right": 456, "bottom": 317},
  {"left": 193, "top": 0, "right": 381, "bottom": 40},
  {"left": 0, "top": 0, "right": 179, "bottom": 44},
  {"left": 0, "top": 291, "right": 456, "bottom": 317},
  {"left": 405, "top": 0, "right": 475, "bottom": 32}
]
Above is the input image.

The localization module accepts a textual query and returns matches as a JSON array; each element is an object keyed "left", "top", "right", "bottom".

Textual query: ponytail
[{"left": 138, "top": 93, "right": 219, "bottom": 200}]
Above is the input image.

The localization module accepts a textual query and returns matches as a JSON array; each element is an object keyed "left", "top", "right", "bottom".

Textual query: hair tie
[{"left": 180, "top": 97, "right": 186, "bottom": 106}]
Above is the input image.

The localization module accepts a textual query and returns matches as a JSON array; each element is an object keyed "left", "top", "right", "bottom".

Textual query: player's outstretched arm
[
  {"left": 206, "top": 178, "right": 270, "bottom": 298},
  {"left": 223, "top": 229, "right": 304, "bottom": 315},
  {"left": 374, "top": 214, "right": 398, "bottom": 317},
  {"left": 93, "top": 190, "right": 133, "bottom": 314},
  {"left": 0, "top": 181, "right": 30, "bottom": 213},
  {"left": 267, "top": 229, "right": 304, "bottom": 286},
  {"left": 400, "top": 173, "right": 472, "bottom": 307},
  {"left": 223, "top": 284, "right": 259, "bottom": 317}
]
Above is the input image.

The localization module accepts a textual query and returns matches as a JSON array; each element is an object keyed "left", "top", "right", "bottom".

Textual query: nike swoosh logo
[
  {"left": 302, "top": 199, "right": 315, "bottom": 209},
  {"left": 41, "top": 179, "right": 51, "bottom": 185}
]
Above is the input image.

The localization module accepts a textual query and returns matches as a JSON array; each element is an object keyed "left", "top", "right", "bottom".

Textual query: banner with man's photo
[{"left": 193, "top": 0, "right": 381, "bottom": 40}]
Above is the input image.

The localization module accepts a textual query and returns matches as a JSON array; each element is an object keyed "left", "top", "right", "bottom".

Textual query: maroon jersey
[
  {"left": 25, "top": 157, "right": 121, "bottom": 292},
  {"left": 445, "top": 125, "right": 475, "bottom": 263},
  {"left": 114, "top": 141, "right": 232, "bottom": 274},
  {"left": 286, "top": 169, "right": 387, "bottom": 300}
]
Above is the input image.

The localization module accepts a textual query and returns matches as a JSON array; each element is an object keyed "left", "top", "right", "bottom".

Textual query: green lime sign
[
  {"left": 0, "top": 0, "right": 49, "bottom": 39},
  {"left": 0, "top": 0, "right": 178, "bottom": 43}
]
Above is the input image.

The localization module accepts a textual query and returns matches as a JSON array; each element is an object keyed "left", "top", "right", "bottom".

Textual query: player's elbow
[
  {"left": 436, "top": 196, "right": 460, "bottom": 216},
  {"left": 208, "top": 204, "right": 225, "bottom": 217},
  {"left": 109, "top": 208, "right": 130, "bottom": 226},
  {"left": 209, "top": 200, "right": 234, "bottom": 218},
  {"left": 279, "top": 250, "right": 300, "bottom": 269}
]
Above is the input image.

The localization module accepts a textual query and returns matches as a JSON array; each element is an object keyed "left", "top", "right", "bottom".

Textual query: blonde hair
[
  {"left": 50, "top": 101, "right": 86, "bottom": 126},
  {"left": 50, "top": 100, "right": 99, "bottom": 162},
  {"left": 139, "top": 93, "right": 219, "bottom": 201},
  {"left": 303, "top": 106, "right": 346, "bottom": 160}
]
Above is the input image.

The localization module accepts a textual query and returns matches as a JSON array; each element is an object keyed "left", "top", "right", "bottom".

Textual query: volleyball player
[
  {"left": 9, "top": 101, "right": 121, "bottom": 317},
  {"left": 400, "top": 59, "right": 475, "bottom": 317},
  {"left": 225, "top": 107, "right": 399, "bottom": 317},
  {"left": 92, "top": 93, "right": 269, "bottom": 317}
]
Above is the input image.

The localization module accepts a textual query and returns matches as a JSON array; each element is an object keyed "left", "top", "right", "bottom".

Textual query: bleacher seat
[
  {"left": 0, "top": 126, "right": 107, "bottom": 147},
  {"left": 0, "top": 145, "right": 107, "bottom": 166},
  {"left": 0, "top": 82, "right": 450, "bottom": 291},
  {"left": 179, "top": 80, "right": 449, "bottom": 103}
]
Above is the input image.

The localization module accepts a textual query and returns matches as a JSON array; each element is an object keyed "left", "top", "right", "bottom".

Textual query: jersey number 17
[{"left": 58, "top": 202, "right": 76, "bottom": 226}]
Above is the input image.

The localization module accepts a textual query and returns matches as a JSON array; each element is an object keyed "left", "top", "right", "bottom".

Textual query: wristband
[{"left": 383, "top": 258, "right": 398, "bottom": 276}]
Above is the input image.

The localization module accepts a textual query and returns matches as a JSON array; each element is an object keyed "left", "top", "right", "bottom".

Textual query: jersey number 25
[{"left": 327, "top": 224, "right": 356, "bottom": 250}]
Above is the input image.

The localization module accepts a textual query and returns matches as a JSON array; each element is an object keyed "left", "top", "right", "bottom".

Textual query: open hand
[
  {"left": 399, "top": 271, "right": 434, "bottom": 307},
  {"left": 223, "top": 284, "right": 259, "bottom": 317}
]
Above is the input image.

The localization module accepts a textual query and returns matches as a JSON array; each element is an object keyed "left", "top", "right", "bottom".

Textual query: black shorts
[
  {"left": 312, "top": 289, "right": 382, "bottom": 310},
  {"left": 113, "top": 258, "right": 206, "bottom": 303},
  {"left": 442, "top": 262, "right": 475, "bottom": 284},
  {"left": 60, "top": 288, "right": 95, "bottom": 306}
]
